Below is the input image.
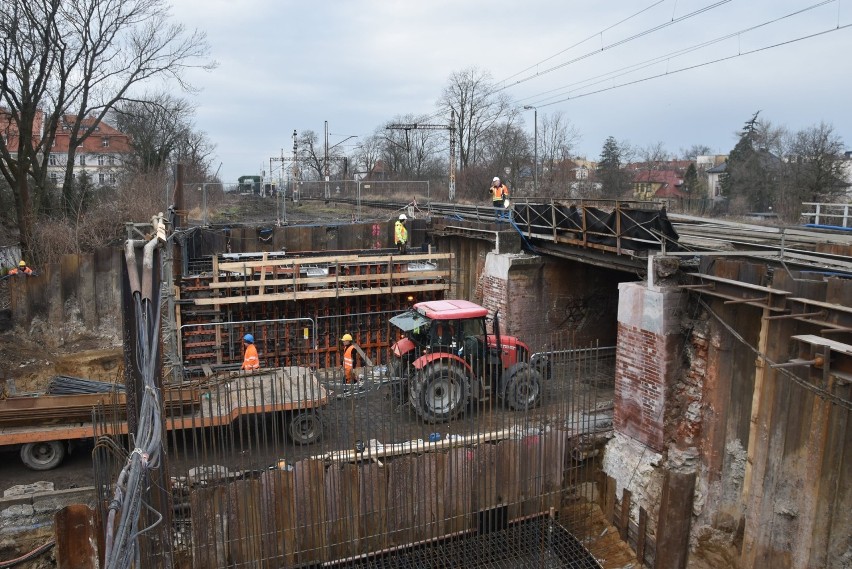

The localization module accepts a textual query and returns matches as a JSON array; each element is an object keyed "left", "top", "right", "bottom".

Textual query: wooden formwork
[{"left": 177, "top": 252, "right": 453, "bottom": 375}]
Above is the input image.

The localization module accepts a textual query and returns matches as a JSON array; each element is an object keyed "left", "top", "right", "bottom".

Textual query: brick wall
[{"left": 614, "top": 282, "right": 685, "bottom": 453}]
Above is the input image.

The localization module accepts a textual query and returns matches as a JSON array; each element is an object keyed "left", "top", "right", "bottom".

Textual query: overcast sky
[{"left": 166, "top": 0, "right": 851, "bottom": 184}]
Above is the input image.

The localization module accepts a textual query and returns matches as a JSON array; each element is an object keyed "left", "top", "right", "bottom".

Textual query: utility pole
[
  {"left": 386, "top": 111, "right": 457, "bottom": 200},
  {"left": 292, "top": 129, "right": 299, "bottom": 203},
  {"left": 324, "top": 120, "right": 330, "bottom": 200}
]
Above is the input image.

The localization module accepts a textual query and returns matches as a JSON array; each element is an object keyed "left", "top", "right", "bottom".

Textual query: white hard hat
[
  {"left": 398, "top": 214, "right": 407, "bottom": 221},
  {"left": 493, "top": 176, "right": 500, "bottom": 182}
]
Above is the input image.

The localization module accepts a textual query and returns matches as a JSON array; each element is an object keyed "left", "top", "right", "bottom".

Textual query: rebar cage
[{"left": 94, "top": 331, "right": 614, "bottom": 568}]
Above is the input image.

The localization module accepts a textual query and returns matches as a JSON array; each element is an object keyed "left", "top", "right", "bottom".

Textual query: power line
[
  {"left": 414, "top": 0, "right": 731, "bottom": 127},
  {"left": 494, "top": 0, "right": 733, "bottom": 93},
  {"left": 494, "top": 0, "right": 667, "bottom": 88},
  {"left": 518, "top": 0, "right": 839, "bottom": 108},
  {"left": 530, "top": 23, "right": 851, "bottom": 109}
]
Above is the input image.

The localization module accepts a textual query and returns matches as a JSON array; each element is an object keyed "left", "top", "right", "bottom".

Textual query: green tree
[
  {"left": 721, "top": 112, "right": 779, "bottom": 212},
  {"left": 682, "top": 163, "right": 699, "bottom": 194},
  {"left": 597, "top": 136, "right": 631, "bottom": 199}
]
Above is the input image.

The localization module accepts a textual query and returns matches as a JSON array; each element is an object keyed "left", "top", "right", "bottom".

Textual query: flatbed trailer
[{"left": 0, "top": 367, "right": 328, "bottom": 470}]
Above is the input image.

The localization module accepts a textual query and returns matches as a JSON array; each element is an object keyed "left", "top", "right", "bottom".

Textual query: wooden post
[
  {"left": 637, "top": 506, "right": 648, "bottom": 566},
  {"left": 656, "top": 470, "right": 696, "bottom": 569},
  {"left": 620, "top": 488, "right": 632, "bottom": 541}
]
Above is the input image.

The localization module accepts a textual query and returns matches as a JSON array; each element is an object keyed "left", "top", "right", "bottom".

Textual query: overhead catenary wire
[
  {"left": 521, "top": 0, "right": 845, "bottom": 107},
  {"left": 529, "top": 23, "right": 852, "bottom": 109},
  {"left": 495, "top": 0, "right": 733, "bottom": 93}
]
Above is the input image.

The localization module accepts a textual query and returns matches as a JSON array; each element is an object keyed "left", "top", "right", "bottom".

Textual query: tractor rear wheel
[
  {"left": 503, "top": 363, "right": 543, "bottom": 411},
  {"left": 411, "top": 362, "right": 469, "bottom": 423}
]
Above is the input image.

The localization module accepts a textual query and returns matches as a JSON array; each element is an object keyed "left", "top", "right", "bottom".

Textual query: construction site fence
[
  {"left": 293, "top": 179, "right": 432, "bottom": 205},
  {"left": 90, "top": 331, "right": 619, "bottom": 568}
]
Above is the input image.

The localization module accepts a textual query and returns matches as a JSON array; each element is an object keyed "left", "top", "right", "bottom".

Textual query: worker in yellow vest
[{"left": 394, "top": 214, "right": 408, "bottom": 254}]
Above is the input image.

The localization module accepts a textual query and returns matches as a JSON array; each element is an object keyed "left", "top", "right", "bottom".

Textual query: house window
[
  {"left": 102, "top": 137, "right": 109, "bottom": 147},
  {"left": 50, "top": 172, "right": 58, "bottom": 183},
  {"left": 99, "top": 173, "right": 106, "bottom": 184},
  {"left": 109, "top": 173, "right": 116, "bottom": 184},
  {"left": 108, "top": 155, "right": 115, "bottom": 165},
  {"left": 49, "top": 154, "right": 57, "bottom": 166},
  {"left": 98, "top": 155, "right": 105, "bottom": 166},
  {"left": 79, "top": 155, "right": 85, "bottom": 166}
]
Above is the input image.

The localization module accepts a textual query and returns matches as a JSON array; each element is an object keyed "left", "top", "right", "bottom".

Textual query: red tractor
[{"left": 388, "top": 299, "right": 549, "bottom": 423}]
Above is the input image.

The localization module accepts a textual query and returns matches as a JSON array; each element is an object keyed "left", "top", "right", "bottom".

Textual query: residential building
[
  {"left": 632, "top": 169, "right": 686, "bottom": 200},
  {"left": 705, "top": 162, "right": 726, "bottom": 199},
  {"left": 49, "top": 116, "right": 131, "bottom": 188},
  {"left": 1, "top": 108, "right": 131, "bottom": 188}
]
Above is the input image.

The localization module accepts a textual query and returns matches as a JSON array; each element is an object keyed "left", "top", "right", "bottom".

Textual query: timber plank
[
  {"left": 358, "top": 461, "right": 387, "bottom": 555},
  {"left": 497, "top": 439, "right": 520, "bottom": 519},
  {"left": 472, "top": 443, "right": 499, "bottom": 513},
  {"left": 260, "top": 469, "right": 297, "bottom": 568},
  {"left": 387, "top": 455, "right": 417, "bottom": 547},
  {"left": 325, "top": 462, "right": 360, "bottom": 560},
  {"left": 444, "top": 447, "right": 474, "bottom": 533},
  {"left": 228, "top": 479, "right": 264, "bottom": 567},
  {"left": 190, "top": 486, "right": 228, "bottom": 568},
  {"left": 293, "top": 459, "right": 327, "bottom": 565}
]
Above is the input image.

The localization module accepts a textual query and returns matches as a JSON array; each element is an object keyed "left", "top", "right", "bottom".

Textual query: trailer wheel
[
  {"left": 288, "top": 411, "right": 323, "bottom": 445},
  {"left": 21, "top": 441, "right": 66, "bottom": 471}
]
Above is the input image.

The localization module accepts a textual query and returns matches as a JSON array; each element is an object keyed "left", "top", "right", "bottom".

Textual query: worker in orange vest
[
  {"left": 489, "top": 177, "right": 509, "bottom": 209},
  {"left": 341, "top": 333, "right": 359, "bottom": 383},
  {"left": 8, "top": 260, "right": 33, "bottom": 276},
  {"left": 241, "top": 333, "right": 260, "bottom": 370}
]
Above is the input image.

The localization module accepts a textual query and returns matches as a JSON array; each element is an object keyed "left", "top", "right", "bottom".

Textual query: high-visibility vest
[
  {"left": 241, "top": 344, "right": 260, "bottom": 370},
  {"left": 343, "top": 344, "right": 356, "bottom": 382},
  {"left": 490, "top": 183, "right": 509, "bottom": 202},
  {"left": 394, "top": 221, "right": 408, "bottom": 244}
]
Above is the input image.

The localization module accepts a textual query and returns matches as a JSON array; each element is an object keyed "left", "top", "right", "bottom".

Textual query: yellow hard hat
[
  {"left": 341, "top": 333, "right": 353, "bottom": 342},
  {"left": 18, "top": 260, "right": 26, "bottom": 267}
]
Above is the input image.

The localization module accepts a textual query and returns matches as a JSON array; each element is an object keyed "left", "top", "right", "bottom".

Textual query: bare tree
[
  {"left": 438, "top": 67, "right": 512, "bottom": 173},
  {"left": 382, "top": 115, "right": 444, "bottom": 180},
  {"left": 112, "top": 93, "right": 200, "bottom": 174},
  {"left": 538, "top": 111, "right": 580, "bottom": 193},
  {"left": 679, "top": 144, "right": 712, "bottom": 161},
  {"left": 0, "top": 0, "right": 212, "bottom": 258},
  {"left": 478, "top": 119, "right": 527, "bottom": 192},
  {"left": 777, "top": 122, "right": 846, "bottom": 221},
  {"left": 353, "top": 133, "right": 383, "bottom": 177}
]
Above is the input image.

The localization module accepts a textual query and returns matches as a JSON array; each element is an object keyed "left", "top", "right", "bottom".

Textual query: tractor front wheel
[
  {"left": 503, "top": 363, "right": 543, "bottom": 411},
  {"left": 411, "top": 362, "right": 469, "bottom": 423}
]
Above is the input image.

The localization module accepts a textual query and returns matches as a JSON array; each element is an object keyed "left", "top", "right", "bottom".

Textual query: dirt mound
[{"left": 0, "top": 329, "right": 122, "bottom": 393}]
